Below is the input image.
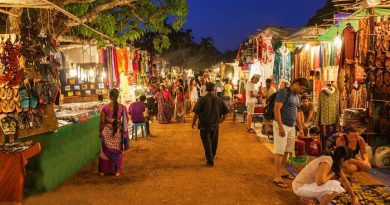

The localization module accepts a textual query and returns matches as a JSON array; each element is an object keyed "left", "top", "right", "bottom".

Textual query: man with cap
[{"left": 246, "top": 74, "right": 261, "bottom": 133}]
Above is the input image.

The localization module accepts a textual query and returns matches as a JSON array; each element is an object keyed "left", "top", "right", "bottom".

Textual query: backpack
[{"left": 264, "top": 88, "right": 291, "bottom": 120}]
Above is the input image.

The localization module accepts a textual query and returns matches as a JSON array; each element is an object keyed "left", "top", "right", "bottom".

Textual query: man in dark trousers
[{"left": 192, "top": 82, "right": 229, "bottom": 167}]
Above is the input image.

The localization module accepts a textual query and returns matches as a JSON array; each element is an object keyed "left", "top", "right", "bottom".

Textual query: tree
[
  {"left": 4, "top": 0, "right": 188, "bottom": 52},
  {"left": 306, "top": 0, "right": 338, "bottom": 26}
]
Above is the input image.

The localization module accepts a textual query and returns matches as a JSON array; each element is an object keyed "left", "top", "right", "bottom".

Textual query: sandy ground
[{"left": 25, "top": 115, "right": 304, "bottom": 205}]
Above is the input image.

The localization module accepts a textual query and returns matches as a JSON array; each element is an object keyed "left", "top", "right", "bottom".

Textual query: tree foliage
[
  {"left": 306, "top": 0, "right": 338, "bottom": 26},
  {"left": 135, "top": 27, "right": 236, "bottom": 71},
  {"left": 6, "top": 0, "right": 188, "bottom": 52}
]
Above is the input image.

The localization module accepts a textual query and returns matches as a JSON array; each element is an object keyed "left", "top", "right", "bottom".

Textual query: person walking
[
  {"left": 273, "top": 77, "right": 309, "bottom": 188},
  {"left": 246, "top": 74, "right": 262, "bottom": 133},
  {"left": 174, "top": 79, "right": 186, "bottom": 123},
  {"left": 97, "top": 88, "right": 129, "bottom": 176},
  {"left": 189, "top": 79, "right": 199, "bottom": 116},
  {"left": 215, "top": 78, "right": 224, "bottom": 98},
  {"left": 192, "top": 82, "right": 229, "bottom": 167},
  {"left": 154, "top": 85, "right": 173, "bottom": 124}
]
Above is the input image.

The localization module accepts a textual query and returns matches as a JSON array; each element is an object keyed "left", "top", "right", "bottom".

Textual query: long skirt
[
  {"left": 99, "top": 126, "right": 123, "bottom": 174},
  {"left": 157, "top": 99, "right": 173, "bottom": 124}
]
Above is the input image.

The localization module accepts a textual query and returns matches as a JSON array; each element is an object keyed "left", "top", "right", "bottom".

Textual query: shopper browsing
[
  {"left": 292, "top": 146, "right": 360, "bottom": 205},
  {"left": 97, "top": 89, "right": 129, "bottom": 176},
  {"left": 273, "top": 77, "right": 308, "bottom": 188},
  {"left": 246, "top": 74, "right": 262, "bottom": 133},
  {"left": 336, "top": 126, "right": 371, "bottom": 177}
]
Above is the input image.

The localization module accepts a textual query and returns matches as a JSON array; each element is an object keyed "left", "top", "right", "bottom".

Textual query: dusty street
[{"left": 25, "top": 116, "right": 302, "bottom": 205}]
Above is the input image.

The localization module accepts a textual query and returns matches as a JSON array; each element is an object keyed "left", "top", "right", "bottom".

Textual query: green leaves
[{"left": 61, "top": 0, "right": 188, "bottom": 52}]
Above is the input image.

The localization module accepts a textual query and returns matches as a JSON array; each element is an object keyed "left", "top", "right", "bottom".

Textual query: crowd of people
[{"left": 96, "top": 69, "right": 371, "bottom": 205}]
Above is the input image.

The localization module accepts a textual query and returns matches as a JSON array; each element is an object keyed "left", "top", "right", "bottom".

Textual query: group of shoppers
[{"left": 96, "top": 72, "right": 371, "bottom": 205}]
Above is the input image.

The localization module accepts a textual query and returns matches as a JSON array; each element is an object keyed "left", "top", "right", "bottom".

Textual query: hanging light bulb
[
  {"left": 334, "top": 35, "right": 342, "bottom": 48},
  {"left": 304, "top": 43, "right": 311, "bottom": 51},
  {"left": 102, "top": 71, "right": 107, "bottom": 79}
]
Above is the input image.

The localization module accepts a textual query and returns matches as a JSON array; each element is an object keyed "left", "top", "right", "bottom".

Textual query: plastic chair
[
  {"left": 232, "top": 102, "right": 247, "bottom": 123},
  {"left": 132, "top": 122, "right": 149, "bottom": 140}
]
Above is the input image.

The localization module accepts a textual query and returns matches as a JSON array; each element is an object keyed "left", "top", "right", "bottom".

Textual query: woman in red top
[
  {"left": 175, "top": 79, "right": 186, "bottom": 123},
  {"left": 154, "top": 85, "right": 174, "bottom": 124}
]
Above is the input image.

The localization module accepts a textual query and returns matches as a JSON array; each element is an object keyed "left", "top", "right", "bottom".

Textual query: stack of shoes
[{"left": 0, "top": 85, "right": 21, "bottom": 113}]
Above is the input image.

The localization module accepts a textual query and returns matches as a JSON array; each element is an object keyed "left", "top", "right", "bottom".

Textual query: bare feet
[
  {"left": 95, "top": 170, "right": 104, "bottom": 176},
  {"left": 115, "top": 173, "right": 120, "bottom": 177},
  {"left": 300, "top": 197, "right": 317, "bottom": 205}
]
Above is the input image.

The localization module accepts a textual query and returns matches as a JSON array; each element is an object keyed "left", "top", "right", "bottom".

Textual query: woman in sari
[
  {"left": 97, "top": 88, "right": 129, "bottom": 176},
  {"left": 154, "top": 84, "right": 173, "bottom": 124},
  {"left": 174, "top": 79, "right": 186, "bottom": 123}
]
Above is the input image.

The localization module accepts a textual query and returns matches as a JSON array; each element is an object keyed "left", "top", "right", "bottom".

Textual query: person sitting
[
  {"left": 298, "top": 95, "right": 314, "bottom": 130},
  {"left": 129, "top": 95, "right": 151, "bottom": 136},
  {"left": 336, "top": 126, "right": 371, "bottom": 177},
  {"left": 292, "top": 146, "right": 360, "bottom": 205}
]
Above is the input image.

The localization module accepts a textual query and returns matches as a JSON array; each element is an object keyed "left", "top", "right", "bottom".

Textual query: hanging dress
[{"left": 273, "top": 47, "right": 291, "bottom": 86}]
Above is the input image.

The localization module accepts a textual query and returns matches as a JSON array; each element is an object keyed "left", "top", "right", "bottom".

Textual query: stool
[{"left": 132, "top": 123, "right": 149, "bottom": 140}]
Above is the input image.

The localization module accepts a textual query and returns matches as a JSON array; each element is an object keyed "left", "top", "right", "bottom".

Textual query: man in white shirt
[{"left": 246, "top": 74, "right": 261, "bottom": 133}]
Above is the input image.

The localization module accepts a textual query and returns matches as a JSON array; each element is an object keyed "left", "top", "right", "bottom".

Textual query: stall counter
[{"left": 24, "top": 115, "right": 100, "bottom": 195}]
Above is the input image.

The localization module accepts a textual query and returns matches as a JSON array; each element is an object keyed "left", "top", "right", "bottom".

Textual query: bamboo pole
[
  {"left": 0, "top": 8, "right": 19, "bottom": 17},
  {"left": 0, "top": 4, "right": 52, "bottom": 9},
  {"left": 41, "top": 0, "right": 111, "bottom": 40}
]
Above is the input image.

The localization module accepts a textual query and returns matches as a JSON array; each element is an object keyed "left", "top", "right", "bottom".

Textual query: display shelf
[
  {"left": 17, "top": 105, "right": 58, "bottom": 139},
  {"left": 62, "top": 95, "right": 99, "bottom": 104}
]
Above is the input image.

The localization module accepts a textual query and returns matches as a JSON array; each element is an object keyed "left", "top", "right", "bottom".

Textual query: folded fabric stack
[{"left": 343, "top": 108, "right": 366, "bottom": 128}]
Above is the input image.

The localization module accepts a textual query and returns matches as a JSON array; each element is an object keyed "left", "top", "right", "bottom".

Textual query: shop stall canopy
[
  {"left": 253, "top": 26, "right": 297, "bottom": 40},
  {"left": 318, "top": 7, "right": 390, "bottom": 41},
  {"left": 284, "top": 26, "right": 327, "bottom": 43}
]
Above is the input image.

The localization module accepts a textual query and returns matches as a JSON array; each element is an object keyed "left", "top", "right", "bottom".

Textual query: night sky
[{"left": 183, "top": 0, "right": 327, "bottom": 52}]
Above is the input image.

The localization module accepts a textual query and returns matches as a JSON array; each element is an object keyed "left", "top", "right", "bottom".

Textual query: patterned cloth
[
  {"left": 273, "top": 47, "right": 291, "bottom": 86},
  {"left": 318, "top": 87, "right": 339, "bottom": 126},
  {"left": 99, "top": 104, "right": 129, "bottom": 174}
]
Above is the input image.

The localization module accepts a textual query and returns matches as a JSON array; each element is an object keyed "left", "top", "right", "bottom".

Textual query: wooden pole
[
  {"left": 41, "top": 0, "right": 112, "bottom": 40},
  {"left": 0, "top": 8, "right": 18, "bottom": 17},
  {"left": 0, "top": 4, "right": 52, "bottom": 9}
]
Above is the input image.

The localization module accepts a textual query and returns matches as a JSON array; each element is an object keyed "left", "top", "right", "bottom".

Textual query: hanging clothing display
[
  {"left": 350, "top": 84, "right": 367, "bottom": 109},
  {"left": 259, "top": 31, "right": 274, "bottom": 64},
  {"left": 293, "top": 47, "right": 311, "bottom": 80},
  {"left": 132, "top": 50, "right": 139, "bottom": 74},
  {"left": 318, "top": 86, "right": 339, "bottom": 126},
  {"left": 340, "top": 24, "right": 356, "bottom": 67},
  {"left": 273, "top": 46, "right": 291, "bottom": 86}
]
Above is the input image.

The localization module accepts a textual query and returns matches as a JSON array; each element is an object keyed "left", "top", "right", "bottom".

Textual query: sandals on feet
[
  {"left": 281, "top": 174, "right": 295, "bottom": 180},
  {"left": 273, "top": 180, "right": 288, "bottom": 188},
  {"left": 247, "top": 128, "right": 256, "bottom": 133}
]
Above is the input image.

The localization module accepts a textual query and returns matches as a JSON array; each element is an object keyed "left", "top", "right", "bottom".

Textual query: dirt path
[{"left": 25, "top": 116, "right": 303, "bottom": 205}]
